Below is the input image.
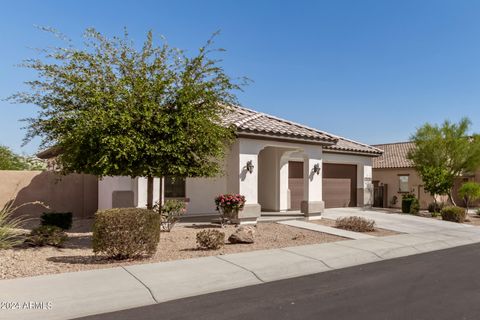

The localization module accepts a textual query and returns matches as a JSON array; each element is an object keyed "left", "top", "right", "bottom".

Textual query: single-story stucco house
[
  {"left": 372, "top": 141, "right": 480, "bottom": 209},
  {"left": 38, "top": 105, "right": 383, "bottom": 223}
]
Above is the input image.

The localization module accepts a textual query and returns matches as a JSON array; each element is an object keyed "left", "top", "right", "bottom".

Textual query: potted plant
[{"left": 214, "top": 194, "right": 246, "bottom": 226}]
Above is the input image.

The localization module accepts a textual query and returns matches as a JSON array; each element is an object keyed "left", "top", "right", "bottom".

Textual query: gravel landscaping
[
  {"left": 418, "top": 211, "right": 480, "bottom": 226},
  {"left": 465, "top": 214, "right": 480, "bottom": 226},
  {"left": 0, "top": 220, "right": 344, "bottom": 280},
  {"left": 312, "top": 218, "right": 401, "bottom": 237}
]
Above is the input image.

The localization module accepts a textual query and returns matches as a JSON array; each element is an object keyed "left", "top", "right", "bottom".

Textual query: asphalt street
[{"left": 77, "top": 243, "right": 480, "bottom": 320}]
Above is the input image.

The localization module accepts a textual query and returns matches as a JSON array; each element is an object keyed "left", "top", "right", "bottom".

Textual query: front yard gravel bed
[
  {"left": 312, "top": 218, "right": 401, "bottom": 237},
  {"left": 0, "top": 220, "right": 343, "bottom": 280}
]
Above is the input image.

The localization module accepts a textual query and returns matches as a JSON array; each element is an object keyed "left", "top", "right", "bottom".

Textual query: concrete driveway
[{"left": 322, "top": 207, "right": 473, "bottom": 234}]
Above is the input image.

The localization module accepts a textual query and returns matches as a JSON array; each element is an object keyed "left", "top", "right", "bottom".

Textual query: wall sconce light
[
  {"left": 313, "top": 163, "right": 321, "bottom": 175},
  {"left": 246, "top": 160, "right": 254, "bottom": 174}
]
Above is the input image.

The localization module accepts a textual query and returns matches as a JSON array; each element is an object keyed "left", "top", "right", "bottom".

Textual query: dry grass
[{"left": 0, "top": 219, "right": 343, "bottom": 280}]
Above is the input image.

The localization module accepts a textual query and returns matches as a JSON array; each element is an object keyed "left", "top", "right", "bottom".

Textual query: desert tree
[
  {"left": 9, "top": 28, "right": 246, "bottom": 208},
  {"left": 408, "top": 118, "right": 480, "bottom": 206}
]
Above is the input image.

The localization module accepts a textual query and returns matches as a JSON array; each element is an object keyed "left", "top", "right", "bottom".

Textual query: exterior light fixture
[
  {"left": 246, "top": 160, "right": 254, "bottom": 174},
  {"left": 313, "top": 163, "right": 321, "bottom": 175}
]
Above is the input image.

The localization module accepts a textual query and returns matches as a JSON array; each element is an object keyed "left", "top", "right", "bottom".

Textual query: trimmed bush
[
  {"left": 26, "top": 225, "right": 68, "bottom": 247},
  {"left": 41, "top": 212, "right": 72, "bottom": 230},
  {"left": 441, "top": 206, "right": 466, "bottom": 223},
  {"left": 196, "top": 229, "right": 225, "bottom": 250},
  {"left": 93, "top": 208, "right": 160, "bottom": 259},
  {"left": 335, "top": 216, "right": 375, "bottom": 232}
]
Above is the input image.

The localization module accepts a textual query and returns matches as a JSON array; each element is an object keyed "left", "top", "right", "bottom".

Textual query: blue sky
[{"left": 1, "top": 0, "right": 480, "bottom": 155}]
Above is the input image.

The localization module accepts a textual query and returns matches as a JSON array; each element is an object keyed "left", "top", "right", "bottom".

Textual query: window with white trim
[{"left": 398, "top": 175, "right": 409, "bottom": 193}]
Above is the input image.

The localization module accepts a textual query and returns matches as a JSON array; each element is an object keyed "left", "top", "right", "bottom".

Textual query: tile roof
[
  {"left": 223, "top": 105, "right": 338, "bottom": 144},
  {"left": 37, "top": 104, "right": 383, "bottom": 158},
  {"left": 372, "top": 142, "right": 415, "bottom": 168},
  {"left": 224, "top": 105, "right": 382, "bottom": 155},
  {"left": 324, "top": 136, "right": 384, "bottom": 155}
]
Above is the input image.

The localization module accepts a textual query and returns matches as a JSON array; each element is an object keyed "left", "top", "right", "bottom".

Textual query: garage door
[{"left": 323, "top": 163, "right": 357, "bottom": 208}]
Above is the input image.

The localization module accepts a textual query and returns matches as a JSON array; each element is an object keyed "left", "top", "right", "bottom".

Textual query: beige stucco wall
[
  {"left": 0, "top": 170, "right": 98, "bottom": 219},
  {"left": 372, "top": 168, "right": 435, "bottom": 209}
]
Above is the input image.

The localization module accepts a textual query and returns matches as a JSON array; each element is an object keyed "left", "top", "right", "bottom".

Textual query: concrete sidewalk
[{"left": 2, "top": 222, "right": 480, "bottom": 320}]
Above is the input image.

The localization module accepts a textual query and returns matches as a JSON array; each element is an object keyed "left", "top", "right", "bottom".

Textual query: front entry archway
[{"left": 257, "top": 146, "right": 302, "bottom": 212}]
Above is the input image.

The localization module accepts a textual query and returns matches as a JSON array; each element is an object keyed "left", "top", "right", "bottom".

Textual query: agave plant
[{"left": 0, "top": 199, "right": 47, "bottom": 249}]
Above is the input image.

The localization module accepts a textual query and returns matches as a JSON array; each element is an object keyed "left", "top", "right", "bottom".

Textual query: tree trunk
[
  {"left": 158, "top": 176, "right": 164, "bottom": 213},
  {"left": 432, "top": 194, "right": 438, "bottom": 212},
  {"left": 147, "top": 176, "right": 154, "bottom": 210},
  {"left": 448, "top": 191, "right": 457, "bottom": 207}
]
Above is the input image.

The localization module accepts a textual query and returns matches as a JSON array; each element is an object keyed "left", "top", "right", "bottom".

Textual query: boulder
[{"left": 228, "top": 226, "right": 255, "bottom": 244}]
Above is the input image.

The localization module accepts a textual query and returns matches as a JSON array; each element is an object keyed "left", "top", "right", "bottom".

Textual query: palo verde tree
[
  {"left": 10, "top": 28, "right": 246, "bottom": 208},
  {"left": 458, "top": 182, "right": 480, "bottom": 213},
  {"left": 408, "top": 118, "right": 480, "bottom": 206}
]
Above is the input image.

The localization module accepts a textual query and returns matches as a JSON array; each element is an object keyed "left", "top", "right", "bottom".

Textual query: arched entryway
[{"left": 257, "top": 146, "right": 305, "bottom": 213}]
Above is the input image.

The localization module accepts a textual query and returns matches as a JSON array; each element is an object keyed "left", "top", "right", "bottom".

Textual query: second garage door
[{"left": 323, "top": 163, "right": 357, "bottom": 208}]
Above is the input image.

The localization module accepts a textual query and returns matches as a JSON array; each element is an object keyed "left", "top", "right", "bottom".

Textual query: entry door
[{"left": 288, "top": 161, "right": 304, "bottom": 210}]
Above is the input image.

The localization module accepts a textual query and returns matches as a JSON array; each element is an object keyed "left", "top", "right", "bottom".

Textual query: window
[
  {"left": 164, "top": 177, "right": 186, "bottom": 198},
  {"left": 398, "top": 175, "right": 409, "bottom": 193}
]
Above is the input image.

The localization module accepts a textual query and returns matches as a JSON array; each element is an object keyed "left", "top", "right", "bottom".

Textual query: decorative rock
[{"left": 228, "top": 226, "right": 256, "bottom": 244}]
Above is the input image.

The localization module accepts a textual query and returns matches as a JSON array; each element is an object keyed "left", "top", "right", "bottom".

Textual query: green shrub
[
  {"left": 476, "top": 208, "right": 480, "bottom": 216},
  {"left": 93, "top": 208, "right": 160, "bottom": 259},
  {"left": 409, "top": 198, "right": 420, "bottom": 215},
  {"left": 335, "top": 216, "right": 375, "bottom": 232},
  {"left": 153, "top": 200, "right": 186, "bottom": 232},
  {"left": 196, "top": 229, "right": 225, "bottom": 250},
  {"left": 431, "top": 211, "right": 441, "bottom": 218},
  {"left": 41, "top": 212, "right": 72, "bottom": 230},
  {"left": 26, "top": 225, "right": 68, "bottom": 247},
  {"left": 428, "top": 202, "right": 444, "bottom": 213},
  {"left": 441, "top": 206, "right": 467, "bottom": 223},
  {"left": 458, "top": 182, "right": 480, "bottom": 213},
  {"left": 401, "top": 193, "right": 416, "bottom": 213}
]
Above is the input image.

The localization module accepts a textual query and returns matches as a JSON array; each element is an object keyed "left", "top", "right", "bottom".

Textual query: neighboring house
[
  {"left": 372, "top": 141, "right": 480, "bottom": 209},
  {"left": 39, "top": 105, "right": 383, "bottom": 223}
]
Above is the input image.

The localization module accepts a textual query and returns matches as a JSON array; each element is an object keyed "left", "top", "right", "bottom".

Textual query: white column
[
  {"left": 362, "top": 165, "right": 373, "bottom": 207},
  {"left": 301, "top": 146, "right": 324, "bottom": 219},
  {"left": 279, "top": 156, "right": 290, "bottom": 211},
  {"left": 238, "top": 152, "right": 259, "bottom": 204},
  {"left": 236, "top": 138, "right": 264, "bottom": 222}
]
